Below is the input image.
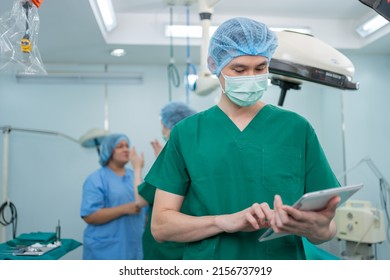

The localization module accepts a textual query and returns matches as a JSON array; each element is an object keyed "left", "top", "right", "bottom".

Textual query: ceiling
[{"left": 2, "top": 0, "right": 390, "bottom": 67}]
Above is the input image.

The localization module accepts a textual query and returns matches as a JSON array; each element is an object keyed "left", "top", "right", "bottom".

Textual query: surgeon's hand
[
  {"left": 215, "top": 203, "right": 274, "bottom": 233},
  {"left": 270, "top": 194, "right": 340, "bottom": 244}
]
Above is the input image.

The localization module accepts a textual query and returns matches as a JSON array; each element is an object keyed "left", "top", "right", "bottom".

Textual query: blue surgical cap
[
  {"left": 161, "top": 102, "right": 197, "bottom": 130},
  {"left": 207, "top": 17, "right": 278, "bottom": 77},
  {"left": 99, "top": 133, "right": 130, "bottom": 166}
]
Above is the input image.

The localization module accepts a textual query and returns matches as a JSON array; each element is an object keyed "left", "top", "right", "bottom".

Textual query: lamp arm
[
  {"left": 0, "top": 126, "right": 79, "bottom": 143},
  {"left": 336, "top": 157, "right": 366, "bottom": 182},
  {"left": 363, "top": 157, "right": 390, "bottom": 192},
  {"left": 338, "top": 156, "right": 390, "bottom": 192}
]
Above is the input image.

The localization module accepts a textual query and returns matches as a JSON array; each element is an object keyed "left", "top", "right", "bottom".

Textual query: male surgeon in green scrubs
[{"left": 145, "top": 17, "right": 341, "bottom": 260}]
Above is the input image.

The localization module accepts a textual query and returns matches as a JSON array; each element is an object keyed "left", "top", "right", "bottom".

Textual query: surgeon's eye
[
  {"left": 232, "top": 68, "right": 246, "bottom": 74},
  {"left": 256, "top": 64, "right": 268, "bottom": 71}
]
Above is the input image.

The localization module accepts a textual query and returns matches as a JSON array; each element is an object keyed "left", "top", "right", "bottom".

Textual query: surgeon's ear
[{"left": 207, "top": 57, "right": 217, "bottom": 73}]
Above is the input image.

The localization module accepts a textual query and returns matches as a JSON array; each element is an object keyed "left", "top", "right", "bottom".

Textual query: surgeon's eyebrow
[
  {"left": 229, "top": 63, "right": 246, "bottom": 69},
  {"left": 229, "top": 61, "right": 268, "bottom": 70}
]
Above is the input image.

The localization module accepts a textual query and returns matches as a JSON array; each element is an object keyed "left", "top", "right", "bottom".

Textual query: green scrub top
[
  {"left": 138, "top": 182, "right": 185, "bottom": 259},
  {"left": 145, "top": 104, "right": 339, "bottom": 260}
]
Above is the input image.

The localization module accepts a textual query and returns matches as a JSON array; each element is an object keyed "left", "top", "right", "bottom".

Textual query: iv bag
[{"left": 0, "top": 0, "right": 47, "bottom": 75}]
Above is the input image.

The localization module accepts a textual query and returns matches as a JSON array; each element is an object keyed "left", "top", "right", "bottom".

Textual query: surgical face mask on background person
[{"left": 220, "top": 72, "right": 269, "bottom": 107}]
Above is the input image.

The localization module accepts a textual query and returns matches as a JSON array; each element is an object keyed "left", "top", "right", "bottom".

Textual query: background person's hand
[
  {"left": 125, "top": 202, "right": 141, "bottom": 214},
  {"left": 130, "top": 146, "right": 144, "bottom": 172},
  {"left": 150, "top": 139, "right": 164, "bottom": 157}
]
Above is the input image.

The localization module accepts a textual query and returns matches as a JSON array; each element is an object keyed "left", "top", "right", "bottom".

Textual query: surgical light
[
  {"left": 268, "top": 31, "right": 359, "bottom": 106},
  {"left": 96, "top": 0, "right": 117, "bottom": 32},
  {"left": 270, "top": 31, "right": 359, "bottom": 91},
  {"left": 359, "top": 0, "right": 390, "bottom": 21},
  {"left": 356, "top": 14, "right": 389, "bottom": 37}
]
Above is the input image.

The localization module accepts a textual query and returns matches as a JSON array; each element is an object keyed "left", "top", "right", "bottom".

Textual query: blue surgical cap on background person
[
  {"left": 99, "top": 133, "right": 130, "bottom": 166},
  {"left": 207, "top": 17, "right": 278, "bottom": 77},
  {"left": 161, "top": 101, "right": 197, "bottom": 130}
]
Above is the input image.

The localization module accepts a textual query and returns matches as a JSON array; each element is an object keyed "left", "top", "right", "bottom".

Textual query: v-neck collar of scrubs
[{"left": 214, "top": 104, "right": 274, "bottom": 149}]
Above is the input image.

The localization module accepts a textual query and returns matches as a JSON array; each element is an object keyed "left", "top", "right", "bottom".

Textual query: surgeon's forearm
[{"left": 151, "top": 210, "right": 224, "bottom": 243}]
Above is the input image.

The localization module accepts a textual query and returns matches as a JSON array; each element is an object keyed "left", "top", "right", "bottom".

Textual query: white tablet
[{"left": 258, "top": 183, "right": 363, "bottom": 242}]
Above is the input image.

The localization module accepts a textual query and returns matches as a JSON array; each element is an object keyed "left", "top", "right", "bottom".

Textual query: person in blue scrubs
[
  {"left": 150, "top": 101, "right": 197, "bottom": 157},
  {"left": 146, "top": 17, "right": 341, "bottom": 260},
  {"left": 137, "top": 101, "right": 196, "bottom": 260},
  {"left": 80, "top": 133, "right": 146, "bottom": 260}
]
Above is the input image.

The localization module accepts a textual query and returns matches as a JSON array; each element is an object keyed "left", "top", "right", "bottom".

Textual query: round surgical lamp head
[
  {"left": 269, "top": 31, "right": 358, "bottom": 90},
  {"left": 194, "top": 72, "right": 220, "bottom": 96},
  {"left": 79, "top": 128, "right": 109, "bottom": 155}
]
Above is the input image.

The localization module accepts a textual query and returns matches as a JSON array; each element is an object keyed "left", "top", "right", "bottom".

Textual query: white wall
[
  {"left": 1, "top": 54, "right": 389, "bottom": 259},
  {"left": 334, "top": 54, "right": 390, "bottom": 260}
]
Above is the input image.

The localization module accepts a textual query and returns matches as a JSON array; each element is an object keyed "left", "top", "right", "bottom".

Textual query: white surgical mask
[{"left": 221, "top": 72, "right": 268, "bottom": 107}]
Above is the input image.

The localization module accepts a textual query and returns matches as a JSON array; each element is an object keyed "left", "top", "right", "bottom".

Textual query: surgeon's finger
[
  {"left": 245, "top": 212, "right": 260, "bottom": 230},
  {"left": 252, "top": 202, "right": 272, "bottom": 226},
  {"left": 273, "top": 195, "right": 289, "bottom": 227}
]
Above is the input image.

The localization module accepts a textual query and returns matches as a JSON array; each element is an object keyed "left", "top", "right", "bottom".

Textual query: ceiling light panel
[
  {"left": 96, "top": 0, "right": 117, "bottom": 32},
  {"left": 356, "top": 14, "right": 389, "bottom": 37}
]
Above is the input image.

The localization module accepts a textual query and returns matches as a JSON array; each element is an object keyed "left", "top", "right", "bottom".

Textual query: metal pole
[
  {"left": 104, "top": 65, "right": 109, "bottom": 132},
  {"left": 1, "top": 127, "right": 10, "bottom": 243},
  {"left": 340, "top": 93, "right": 347, "bottom": 185}
]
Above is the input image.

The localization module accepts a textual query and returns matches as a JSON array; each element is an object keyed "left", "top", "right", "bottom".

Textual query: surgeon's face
[{"left": 111, "top": 140, "right": 130, "bottom": 165}]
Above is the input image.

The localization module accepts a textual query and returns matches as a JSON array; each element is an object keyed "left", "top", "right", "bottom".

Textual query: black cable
[
  {"left": 184, "top": 5, "right": 197, "bottom": 104},
  {"left": 167, "top": 6, "right": 181, "bottom": 101},
  {"left": 379, "top": 179, "right": 390, "bottom": 241},
  {"left": 0, "top": 201, "right": 18, "bottom": 239}
]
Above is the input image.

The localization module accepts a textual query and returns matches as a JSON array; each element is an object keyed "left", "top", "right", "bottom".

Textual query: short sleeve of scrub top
[{"left": 138, "top": 181, "right": 156, "bottom": 204}]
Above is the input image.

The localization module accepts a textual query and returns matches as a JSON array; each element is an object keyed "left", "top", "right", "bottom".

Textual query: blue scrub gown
[
  {"left": 145, "top": 104, "right": 340, "bottom": 260},
  {"left": 80, "top": 166, "right": 146, "bottom": 260}
]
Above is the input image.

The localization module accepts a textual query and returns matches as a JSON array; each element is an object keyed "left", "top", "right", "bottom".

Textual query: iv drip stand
[{"left": 1, "top": 127, "right": 10, "bottom": 243}]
